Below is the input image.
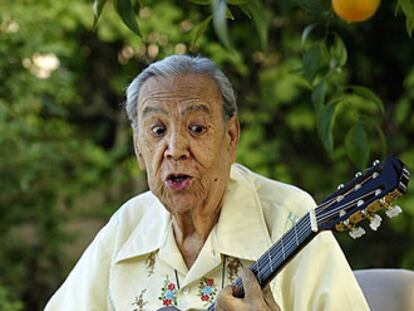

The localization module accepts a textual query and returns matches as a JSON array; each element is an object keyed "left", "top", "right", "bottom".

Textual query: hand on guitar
[{"left": 215, "top": 268, "right": 281, "bottom": 311}]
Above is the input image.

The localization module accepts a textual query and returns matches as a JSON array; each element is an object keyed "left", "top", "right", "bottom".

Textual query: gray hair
[{"left": 125, "top": 54, "right": 237, "bottom": 130}]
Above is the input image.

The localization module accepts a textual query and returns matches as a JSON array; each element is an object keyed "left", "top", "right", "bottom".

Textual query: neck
[{"left": 172, "top": 208, "right": 220, "bottom": 268}]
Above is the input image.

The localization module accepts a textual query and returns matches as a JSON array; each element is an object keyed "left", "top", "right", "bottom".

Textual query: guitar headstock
[{"left": 315, "top": 155, "right": 410, "bottom": 239}]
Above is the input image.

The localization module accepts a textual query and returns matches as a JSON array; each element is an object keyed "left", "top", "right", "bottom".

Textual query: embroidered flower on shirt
[
  {"left": 226, "top": 257, "right": 243, "bottom": 283},
  {"left": 145, "top": 252, "right": 156, "bottom": 277},
  {"left": 131, "top": 288, "right": 148, "bottom": 311},
  {"left": 159, "top": 276, "right": 178, "bottom": 307},
  {"left": 198, "top": 277, "right": 217, "bottom": 305}
]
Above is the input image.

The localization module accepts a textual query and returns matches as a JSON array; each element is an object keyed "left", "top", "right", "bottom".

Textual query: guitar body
[{"left": 157, "top": 155, "right": 410, "bottom": 311}]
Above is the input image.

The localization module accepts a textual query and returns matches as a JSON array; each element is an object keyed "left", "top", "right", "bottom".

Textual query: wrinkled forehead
[{"left": 137, "top": 74, "right": 223, "bottom": 115}]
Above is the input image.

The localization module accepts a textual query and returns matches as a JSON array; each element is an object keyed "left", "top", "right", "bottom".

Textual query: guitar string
[
  {"left": 230, "top": 215, "right": 311, "bottom": 289},
  {"left": 230, "top": 189, "right": 379, "bottom": 291},
  {"left": 255, "top": 190, "right": 378, "bottom": 283},
  {"left": 206, "top": 189, "right": 378, "bottom": 310},
  {"left": 206, "top": 184, "right": 382, "bottom": 310}
]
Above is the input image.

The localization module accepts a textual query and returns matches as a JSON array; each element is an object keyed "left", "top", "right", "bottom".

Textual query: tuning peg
[
  {"left": 337, "top": 184, "right": 344, "bottom": 190},
  {"left": 372, "top": 159, "right": 380, "bottom": 166},
  {"left": 355, "top": 172, "right": 362, "bottom": 178},
  {"left": 369, "top": 214, "right": 382, "bottom": 231},
  {"left": 372, "top": 172, "right": 379, "bottom": 179},
  {"left": 385, "top": 205, "right": 402, "bottom": 218},
  {"left": 349, "top": 227, "right": 366, "bottom": 239}
]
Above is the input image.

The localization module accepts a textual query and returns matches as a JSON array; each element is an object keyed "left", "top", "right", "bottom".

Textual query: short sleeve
[{"left": 44, "top": 226, "right": 113, "bottom": 311}]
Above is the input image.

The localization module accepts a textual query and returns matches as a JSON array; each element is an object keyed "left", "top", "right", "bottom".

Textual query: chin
[{"left": 163, "top": 194, "right": 200, "bottom": 215}]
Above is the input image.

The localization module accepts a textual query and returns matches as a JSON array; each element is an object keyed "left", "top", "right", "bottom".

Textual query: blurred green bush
[{"left": 0, "top": 0, "right": 413, "bottom": 310}]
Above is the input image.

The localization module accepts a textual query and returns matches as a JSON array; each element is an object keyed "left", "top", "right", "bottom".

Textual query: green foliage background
[{"left": 0, "top": 0, "right": 413, "bottom": 309}]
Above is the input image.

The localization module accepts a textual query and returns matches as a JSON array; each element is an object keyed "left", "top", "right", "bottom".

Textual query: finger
[
  {"left": 263, "top": 284, "right": 281, "bottom": 311},
  {"left": 240, "top": 268, "right": 262, "bottom": 301},
  {"left": 216, "top": 285, "right": 244, "bottom": 310}
]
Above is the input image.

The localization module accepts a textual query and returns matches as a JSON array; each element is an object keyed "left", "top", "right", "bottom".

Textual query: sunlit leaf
[
  {"left": 394, "top": 98, "right": 411, "bottom": 125},
  {"left": 345, "top": 122, "right": 369, "bottom": 169},
  {"left": 312, "top": 79, "right": 326, "bottom": 112},
  {"left": 329, "top": 33, "right": 347, "bottom": 68},
  {"left": 301, "top": 23, "right": 319, "bottom": 45},
  {"left": 302, "top": 42, "right": 328, "bottom": 85},
  {"left": 93, "top": 0, "right": 108, "bottom": 29},
  {"left": 316, "top": 103, "right": 337, "bottom": 153},
  {"left": 212, "top": 0, "right": 232, "bottom": 50},
  {"left": 113, "top": 0, "right": 141, "bottom": 36},
  {"left": 347, "top": 86, "right": 384, "bottom": 114},
  {"left": 396, "top": 0, "right": 414, "bottom": 37},
  {"left": 191, "top": 15, "right": 213, "bottom": 48}
]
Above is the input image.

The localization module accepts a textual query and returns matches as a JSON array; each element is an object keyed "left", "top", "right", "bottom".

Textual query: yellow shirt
[{"left": 45, "top": 164, "right": 370, "bottom": 311}]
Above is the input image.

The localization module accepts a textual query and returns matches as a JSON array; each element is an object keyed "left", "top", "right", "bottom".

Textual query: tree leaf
[
  {"left": 187, "top": 0, "right": 210, "bottom": 5},
  {"left": 239, "top": 4, "right": 252, "bottom": 19},
  {"left": 345, "top": 122, "right": 370, "bottom": 170},
  {"left": 227, "top": 0, "right": 249, "bottom": 4},
  {"left": 329, "top": 33, "right": 347, "bottom": 68},
  {"left": 302, "top": 23, "right": 319, "bottom": 45},
  {"left": 93, "top": 0, "right": 108, "bottom": 29},
  {"left": 396, "top": 0, "right": 414, "bottom": 37},
  {"left": 302, "top": 42, "right": 328, "bottom": 85},
  {"left": 212, "top": 0, "right": 232, "bottom": 50},
  {"left": 312, "top": 79, "right": 326, "bottom": 112},
  {"left": 348, "top": 86, "right": 384, "bottom": 114},
  {"left": 226, "top": 7, "right": 235, "bottom": 20},
  {"left": 113, "top": 0, "right": 141, "bottom": 36},
  {"left": 243, "top": 0, "right": 269, "bottom": 50},
  {"left": 191, "top": 15, "right": 213, "bottom": 48},
  {"left": 316, "top": 103, "right": 337, "bottom": 154},
  {"left": 296, "top": 0, "right": 330, "bottom": 14}
]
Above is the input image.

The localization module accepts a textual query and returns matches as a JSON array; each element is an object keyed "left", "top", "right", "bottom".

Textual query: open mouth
[{"left": 165, "top": 174, "right": 193, "bottom": 191}]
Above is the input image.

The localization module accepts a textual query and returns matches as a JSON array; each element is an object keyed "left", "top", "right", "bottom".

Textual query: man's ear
[
  {"left": 133, "top": 131, "right": 146, "bottom": 170},
  {"left": 226, "top": 116, "right": 240, "bottom": 163}
]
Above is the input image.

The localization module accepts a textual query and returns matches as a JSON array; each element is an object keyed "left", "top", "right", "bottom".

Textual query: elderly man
[{"left": 45, "top": 55, "right": 369, "bottom": 310}]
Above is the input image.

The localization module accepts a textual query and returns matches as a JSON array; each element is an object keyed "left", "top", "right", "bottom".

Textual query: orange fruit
[{"left": 332, "top": 0, "right": 381, "bottom": 23}]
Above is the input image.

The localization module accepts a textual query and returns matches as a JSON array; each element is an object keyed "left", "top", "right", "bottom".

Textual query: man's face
[{"left": 135, "top": 74, "right": 239, "bottom": 216}]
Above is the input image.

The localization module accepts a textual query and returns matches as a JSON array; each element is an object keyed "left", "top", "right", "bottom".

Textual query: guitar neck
[
  {"left": 204, "top": 155, "right": 410, "bottom": 311},
  {"left": 205, "top": 212, "right": 317, "bottom": 311}
]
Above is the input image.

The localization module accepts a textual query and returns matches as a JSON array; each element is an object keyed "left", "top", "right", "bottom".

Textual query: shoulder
[
  {"left": 232, "top": 163, "right": 316, "bottom": 215},
  {"left": 231, "top": 163, "right": 316, "bottom": 238},
  {"left": 95, "top": 191, "right": 162, "bottom": 254}
]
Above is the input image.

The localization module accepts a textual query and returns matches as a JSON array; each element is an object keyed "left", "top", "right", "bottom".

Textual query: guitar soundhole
[{"left": 156, "top": 307, "right": 181, "bottom": 311}]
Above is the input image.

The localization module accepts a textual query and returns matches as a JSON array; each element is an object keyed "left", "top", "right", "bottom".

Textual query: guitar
[{"left": 158, "top": 154, "right": 410, "bottom": 311}]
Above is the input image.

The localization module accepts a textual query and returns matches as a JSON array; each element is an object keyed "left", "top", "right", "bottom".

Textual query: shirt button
[{"left": 183, "top": 287, "right": 190, "bottom": 295}]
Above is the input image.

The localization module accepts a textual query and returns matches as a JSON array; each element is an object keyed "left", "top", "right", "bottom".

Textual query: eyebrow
[
  {"left": 142, "top": 104, "right": 211, "bottom": 119},
  {"left": 181, "top": 104, "right": 211, "bottom": 116},
  {"left": 142, "top": 106, "right": 168, "bottom": 119}
]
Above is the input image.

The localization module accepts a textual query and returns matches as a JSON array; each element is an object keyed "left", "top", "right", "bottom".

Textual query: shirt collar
[{"left": 115, "top": 164, "right": 272, "bottom": 264}]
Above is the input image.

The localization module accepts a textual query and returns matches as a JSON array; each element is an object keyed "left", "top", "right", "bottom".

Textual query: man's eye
[
  {"left": 189, "top": 124, "right": 206, "bottom": 135},
  {"left": 151, "top": 125, "right": 166, "bottom": 136}
]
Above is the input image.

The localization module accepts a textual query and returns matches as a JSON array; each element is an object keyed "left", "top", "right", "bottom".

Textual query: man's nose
[{"left": 164, "top": 131, "right": 190, "bottom": 161}]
